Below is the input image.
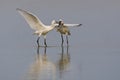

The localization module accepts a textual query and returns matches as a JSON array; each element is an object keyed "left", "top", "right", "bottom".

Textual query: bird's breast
[{"left": 57, "top": 28, "right": 70, "bottom": 35}]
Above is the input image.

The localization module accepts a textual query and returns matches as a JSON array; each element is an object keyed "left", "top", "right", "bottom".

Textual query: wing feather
[
  {"left": 16, "top": 8, "right": 45, "bottom": 30},
  {"left": 64, "top": 24, "right": 82, "bottom": 27}
]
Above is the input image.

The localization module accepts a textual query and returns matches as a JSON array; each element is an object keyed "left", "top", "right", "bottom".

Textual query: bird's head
[
  {"left": 51, "top": 20, "right": 59, "bottom": 26},
  {"left": 51, "top": 20, "right": 56, "bottom": 24},
  {"left": 58, "top": 19, "right": 64, "bottom": 25},
  {"left": 55, "top": 19, "right": 64, "bottom": 27}
]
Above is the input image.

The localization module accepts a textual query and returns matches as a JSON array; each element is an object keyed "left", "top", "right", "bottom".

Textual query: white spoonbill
[{"left": 16, "top": 8, "right": 58, "bottom": 47}]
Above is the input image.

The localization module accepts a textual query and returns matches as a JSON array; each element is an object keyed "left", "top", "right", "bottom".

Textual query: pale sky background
[{"left": 0, "top": 0, "right": 120, "bottom": 49}]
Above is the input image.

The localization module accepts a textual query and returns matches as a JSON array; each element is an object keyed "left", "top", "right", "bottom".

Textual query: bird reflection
[
  {"left": 57, "top": 46, "right": 70, "bottom": 78},
  {"left": 24, "top": 47, "right": 56, "bottom": 80}
]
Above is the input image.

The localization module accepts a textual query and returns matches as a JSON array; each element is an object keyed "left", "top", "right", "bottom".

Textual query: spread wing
[
  {"left": 16, "top": 8, "right": 46, "bottom": 30},
  {"left": 64, "top": 24, "right": 82, "bottom": 27}
]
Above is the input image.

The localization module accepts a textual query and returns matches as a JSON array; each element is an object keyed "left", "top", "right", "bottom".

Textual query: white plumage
[{"left": 17, "top": 8, "right": 58, "bottom": 47}]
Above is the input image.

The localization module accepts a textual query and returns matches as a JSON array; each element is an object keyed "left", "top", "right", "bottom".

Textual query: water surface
[{"left": 1, "top": 45, "right": 120, "bottom": 80}]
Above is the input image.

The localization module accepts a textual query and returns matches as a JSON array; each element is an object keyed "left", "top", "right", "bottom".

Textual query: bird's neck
[{"left": 48, "top": 24, "right": 56, "bottom": 31}]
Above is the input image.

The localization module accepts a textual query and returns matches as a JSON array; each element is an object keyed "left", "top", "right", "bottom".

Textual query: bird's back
[{"left": 57, "top": 26, "right": 71, "bottom": 35}]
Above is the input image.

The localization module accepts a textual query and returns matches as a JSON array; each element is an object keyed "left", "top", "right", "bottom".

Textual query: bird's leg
[
  {"left": 61, "top": 34, "right": 64, "bottom": 46},
  {"left": 66, "top": 35, "right": 69, "bottom": 46},
  {"left": 37, "top": 37, "right": 40, "bottom": 47},
  {"left": 44, "top": 38, "right": 47, "bottom": 47},
  {"left": 44, "top": 36, "right": 47, "bottom": 47}
]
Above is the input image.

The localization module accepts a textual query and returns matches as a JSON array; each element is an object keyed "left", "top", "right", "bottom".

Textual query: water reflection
[
  {"left": 24, "top": 47, "right": 56, "bottom": 80},
  {"left": 57, "top": 46, "right": 70, "bottom": 78}
]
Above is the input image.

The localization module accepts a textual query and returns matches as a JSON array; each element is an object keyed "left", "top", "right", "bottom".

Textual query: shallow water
[
  {"left": 0, "top": 45, "right": 120, "bottom": 80},
  {"left": 0, "top": 1, "right": 120, "bottom": 79}
]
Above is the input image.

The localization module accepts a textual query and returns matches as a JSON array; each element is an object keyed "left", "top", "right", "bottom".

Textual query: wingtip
[
  {"left": 79, "top": 24, "right": 82, "bottom": 26},
  {"left": 77, "top": 24, "right": 82, "bottom": 27}
]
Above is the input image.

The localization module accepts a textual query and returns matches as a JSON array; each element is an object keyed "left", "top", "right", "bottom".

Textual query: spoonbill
[
  {"left": 56, "top": 19, "right": 82, "bottom": 46},
  {"left": 16, "top": 8, "right": 58, "bottom": 47}
]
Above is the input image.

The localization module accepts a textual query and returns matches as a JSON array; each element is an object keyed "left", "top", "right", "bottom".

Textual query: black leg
[
  {"left": 37, "top": 37, "right": 40, "bottom": 47},
  {"left": 61, "top": 34, "right": 64, "bottom": 46},
  {"left": 44, "top": 38, "right": 47, "bottom": 47},
  {"left": 66, "top": 35, "right": 69, "bottom": 46}
]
